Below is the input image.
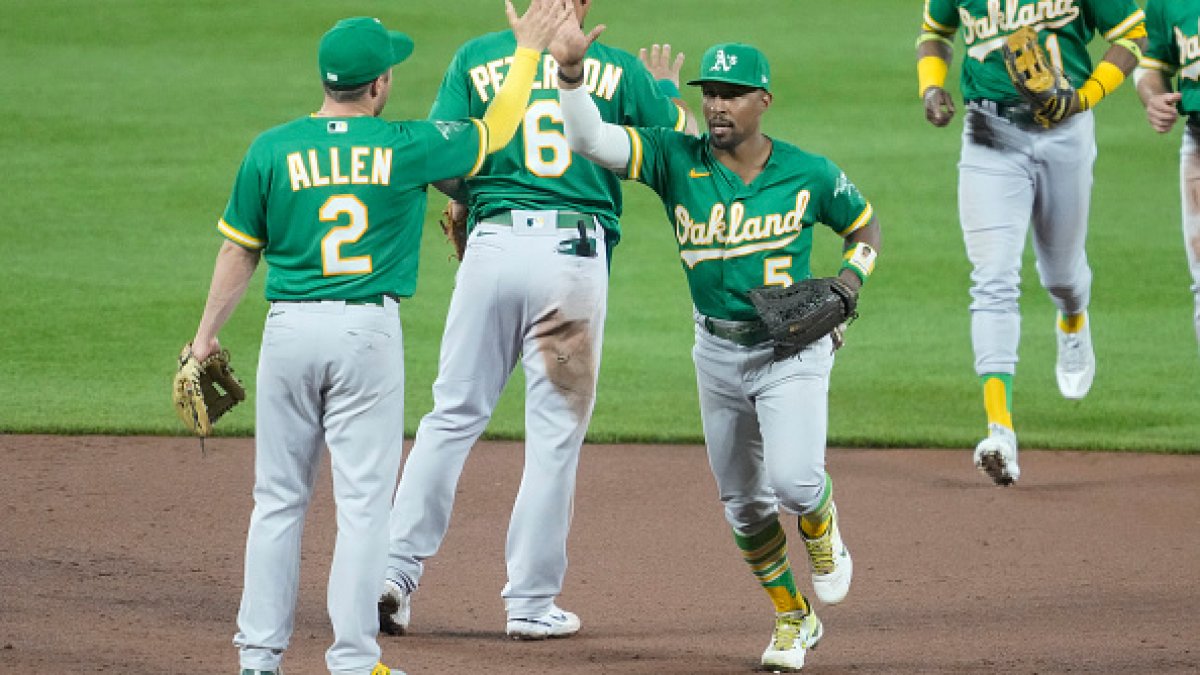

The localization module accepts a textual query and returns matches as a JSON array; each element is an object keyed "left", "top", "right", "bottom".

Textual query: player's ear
[{"left": 760, "top": 91, "right": 773, "bottom": 110}]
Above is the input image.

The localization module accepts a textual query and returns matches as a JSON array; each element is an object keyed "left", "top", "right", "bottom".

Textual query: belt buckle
[{"left": 511, "top": 209, "right": 555, "bottom": 236}]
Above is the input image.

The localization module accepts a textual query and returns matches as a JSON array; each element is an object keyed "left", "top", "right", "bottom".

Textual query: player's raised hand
[
  {"left": 639, "top": 44, "right": 685, "bottom": 88},
  {"left": 549, "top": 1, "right": 604, "bottom": 72},
  {"left": 1146, "top": 92, "right": 1182, "bottom": 134},
  {"left": 508, "top": 0, "right": 571, "bottom": 52},
  {"left": 923, "top": 86, "right": 956, "bottom": 127}
]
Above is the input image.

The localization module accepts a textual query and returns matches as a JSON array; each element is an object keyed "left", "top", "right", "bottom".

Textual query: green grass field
[{"left": 2, "top": 0, "right": 1196, "bottom": 451}]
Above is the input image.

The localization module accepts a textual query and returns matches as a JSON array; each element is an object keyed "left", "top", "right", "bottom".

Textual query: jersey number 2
[{"left": 321, "top": 195, "right": 372, "bottom": 276}]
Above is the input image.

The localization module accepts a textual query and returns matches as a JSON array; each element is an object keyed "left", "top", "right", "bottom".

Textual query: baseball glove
[
  {"left": 748, "top": 277, "right": 858, "bottom": 360},
  {"left": 172, "top": 344, "right": 246, "bottom": 436},
  {"left": 439, "top": 199, "right": 468, "bottom": 261},
  {"left": 1002, "top": 26, "right": 1076, "bottom": 128}
]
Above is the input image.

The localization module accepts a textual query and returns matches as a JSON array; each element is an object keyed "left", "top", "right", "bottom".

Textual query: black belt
[
  {"left": 700, "top": 316, "right": 770, "bottom": 346},
  {"left": 967, "top": 99, "right": 1037, "bottom": 128}
]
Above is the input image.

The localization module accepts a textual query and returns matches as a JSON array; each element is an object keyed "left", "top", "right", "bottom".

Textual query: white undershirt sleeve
[{"left": 559, "top": 85, "right": 632, "bottom": 172}]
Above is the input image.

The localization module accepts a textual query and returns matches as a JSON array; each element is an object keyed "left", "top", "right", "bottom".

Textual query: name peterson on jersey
[{"left": 674, "top": 191, "right": 810, "bottom": 268}]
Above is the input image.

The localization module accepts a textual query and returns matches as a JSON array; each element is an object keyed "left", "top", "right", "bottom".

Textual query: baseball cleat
[
  {"left": 505, "top": 606, "right": 581, "bottom": 640},
  {"left": 1055, "top": 311, "right": 1095, "bottom": 400},
  {"left": 760, "top": 609, "right": 823, "bottom": 672},
  {"left": 801, "top": 503, "right": 852, "bottom": 605},
  {"left": 974, "top": 423, "right": 1020, "bottom": 486},
  {"left": 378, "top": 579, "right": 411, "bottom": 636}
]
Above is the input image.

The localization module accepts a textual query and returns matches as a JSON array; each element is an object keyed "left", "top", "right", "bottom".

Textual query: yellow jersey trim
[
  {"left": 673, "top": 103, "right": 687, "bottom": 132},
  {"left": 840, "top": 203, "right": 874, "bottom": 236},
  {"left": 921, "top": 3, "right": 955, "bottom": 38},
  {"left": 1104, "top": 9, "right": 1145, "bottom": 42},
  {"left": 218, "top": 219, "right": 265, "bottom": 250},
  {"left": 625, "top": 127, "right": 643, "bottom": 180},
  {"left": 467, "top": 118, "right": 488, "bottom": 177},
  {"left": 1140, "top": 57, "right": 1172, "bottom": 73}
]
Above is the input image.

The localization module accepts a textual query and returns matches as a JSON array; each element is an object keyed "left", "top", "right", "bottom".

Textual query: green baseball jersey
[
  {"left": 1143, "top": 0, "right": 1200, "bottom": 115},
  {"left": 922, "top": 0, "right": 1145, "bottom": 102},
  {"left": 624, "top": 129, "right": 873, "bottom": 322},
  {"left": 219, "top": 115, "right": 486, "bottom": 301},
  {"left": 429, "top": 30, "right": 686, "bottom": 245}
]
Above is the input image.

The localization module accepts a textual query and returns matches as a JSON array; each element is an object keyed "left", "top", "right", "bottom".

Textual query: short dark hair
[{"left": 322, "top": 81, "right": 372, "bottom": 103}]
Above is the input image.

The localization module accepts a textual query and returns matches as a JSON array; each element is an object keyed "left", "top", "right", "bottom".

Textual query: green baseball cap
[
  {"left": 687, "top": 43, "right": 771, "bottom": 91},
  {"left": 318, "top": 17, "right": 414, "bottom": 88}
]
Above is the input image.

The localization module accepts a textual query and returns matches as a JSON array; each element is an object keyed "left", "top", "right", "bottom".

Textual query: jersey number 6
[{"left": 524, "top": 100, "right": 572, "bottom": 178}]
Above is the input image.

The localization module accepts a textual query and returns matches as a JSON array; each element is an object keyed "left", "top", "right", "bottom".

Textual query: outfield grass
[{"left": 1, "top": 0, "right": 1196, "bottom": 451}]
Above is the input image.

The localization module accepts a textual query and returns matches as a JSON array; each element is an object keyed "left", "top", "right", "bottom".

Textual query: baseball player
[
  {"left": 185, "top": 5, "right": 569, "bottom": 674},
  {"left": 916, "top": 0, "right": 1146, "bottom": 485},
  {"left": 554, "top": 23, "right": 880, "bottom": 671},
  {"left": 1135, "top": 0, "right": 1200, "bottom": 356},
  {"left": 377, "top": 0, "right": 695, "bottom": 641}
]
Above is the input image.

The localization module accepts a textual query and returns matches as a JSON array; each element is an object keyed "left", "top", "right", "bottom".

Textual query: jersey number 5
[{"left": 321, "top": 195, "right": 372, "bottom": 276}]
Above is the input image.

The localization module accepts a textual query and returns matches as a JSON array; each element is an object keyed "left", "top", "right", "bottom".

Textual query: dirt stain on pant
[{"left": 534, "top": 310, "right": 597, "bottom": 421}]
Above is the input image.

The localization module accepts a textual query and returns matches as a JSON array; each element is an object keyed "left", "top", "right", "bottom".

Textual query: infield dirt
[{"left": 1, "top": 435, "right": 1197, "bottom": 674}]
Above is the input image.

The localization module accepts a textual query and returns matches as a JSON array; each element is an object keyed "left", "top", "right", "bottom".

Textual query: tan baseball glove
[
  {"left": 1002, "top": 26, "right": 1076, "bottom": 128},
  {"left": 439, "top": 199, "right": 468, "bottom": 261},
  {"left": 172, "top": 343, "right": 245, "bottom": 436}
]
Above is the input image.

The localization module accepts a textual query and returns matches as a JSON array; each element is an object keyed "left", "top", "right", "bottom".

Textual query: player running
[
  {"left": 916, "top": 0, "right": 1146, "bottom": 485},
  {"left": 1135, "top": 0, "right": 1200, "bottom": 356},
  {"left": 554, "top": 18, "right": 881, "bottom": 671}
]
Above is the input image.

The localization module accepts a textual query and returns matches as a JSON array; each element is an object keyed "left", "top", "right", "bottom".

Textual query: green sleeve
[
  {"left": 429, "top": 48, "right": 473, "bottom": 120},
  {"left": 818, "top": 159, "right": 872, "bottom": 236},
  {"left": 922, "top": 0, "right": 959, "bottom": 35},
  {"left": 218, "top": 142, "right": 269, "bottom": 249},
  {"left": 1142, "top": 0, "right": 1176, "bottom": 72},
  {"left": 618, "top": 58, "right": 684, "bottom": 131},
  {"left": 625, "top": 126, "right": 672, "bottom": 197},
  {"left": 404, "top": 120, "right": 488, "bottom": 185},
  {"left": 1089, "top": 0, "right": 1145, "bottom": 41}
]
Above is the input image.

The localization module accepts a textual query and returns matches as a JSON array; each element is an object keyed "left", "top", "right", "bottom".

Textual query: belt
[
  {"left": 278, "top": 293, "right": 398, "bottom": 306},
  {"left": 967, "top": 99, "right": 1037, "bottom": 128},
  {"left": 700, "top": 315, "right": 770, "bottom": 346},
  {"left": 483, "top": 210, "right": 595, "bottom": 229}
]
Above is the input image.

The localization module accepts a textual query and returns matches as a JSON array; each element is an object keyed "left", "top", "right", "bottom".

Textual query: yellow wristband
[
  {"left": 1077, "top": 60, "right": 1126, "bottom": 111},
  {"left": 918, "top": 55, "right": 949, "bottom": 98},
  {"left": 481, "top": 47, "right": 542, "bottom": 152}
]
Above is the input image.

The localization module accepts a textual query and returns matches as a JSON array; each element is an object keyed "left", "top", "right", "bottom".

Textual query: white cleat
[
  {"left": 974, "top": 423, "right": 1020, "bottom": 486},
  {"left": 1056, "top": 312, "right": 1095, "bottom": 400},
  {"left": 760, "top": 609, "right": 823, "bottom": 672},
  {"left": 802, "top": 503, "right": 852, "bottom": 605},
  {"left": 377, "top": 579, "right": 411, "bottom": 636},
  {"left": 505, "top": 606, "right": 581, "bottom": 640}
]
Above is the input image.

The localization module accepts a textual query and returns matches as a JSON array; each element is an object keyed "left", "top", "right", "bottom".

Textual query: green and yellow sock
[
  {"left": 799, "top": 473, "right": 833, "bottom": 539},
  {"left": 734, "top": 520, "right": 810, "bottom": 615},
  {"left": 981, "top": 373, "right": 1013, "bottom": 430},
  {"left": 1058, "top": 311, "right": 1086, "bottom": 334}
]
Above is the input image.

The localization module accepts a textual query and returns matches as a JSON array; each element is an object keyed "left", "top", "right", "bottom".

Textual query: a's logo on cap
[{"left": 711, "top": 49, "right": 737, "bottom": 72}]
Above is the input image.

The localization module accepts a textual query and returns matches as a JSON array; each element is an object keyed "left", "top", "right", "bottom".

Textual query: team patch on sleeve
[{"left": 217, "top": 219, "right": 265, "bottom": 250}]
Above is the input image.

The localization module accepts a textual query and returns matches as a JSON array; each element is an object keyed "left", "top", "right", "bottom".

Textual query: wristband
[
  {"left": 557, "top": 66, "right": 585, "bottom": 85},
  {"left": 917, "top": 55, "right": 949, "bottom": 98},
  {"left": 840, "top": 242, "right": 877, "bottom": 285},
  {"left": 656, "top": 78, "right": 682, "bottom": 99},
  {"left": 1077, "top": 60, "right": 1125, "bottom": 111}
]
